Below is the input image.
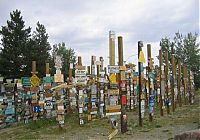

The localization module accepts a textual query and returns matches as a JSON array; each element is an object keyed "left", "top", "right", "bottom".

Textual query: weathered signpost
[
  {"left": 147, "top": 44, "right": 155, "bottom": 122},
  {"left": 159, "top": 50, "right": 164, "bottom": 116},
  {"left": 75, "top": 56, "right": 87, "bottom": 125},
  {"left": 43, "top": 63, "right": 53, "bottom": 118},
  {"left": 54, "top": 55, "right": 65, "bottom": 129},
  {"left": 118, "top": 36, "right": 127, "bottom": 133},
  {"left": 30, "top": 61, "right": 40, "bottom": 122},
  {"left": 138, "top": 41, "right": 145, "bottom": 126},
  {"left": 164, "top": 51, "right": 170, "bottom": 114},
  {"left": 171, "top": 54, "right": 175, "bottom": 112}
]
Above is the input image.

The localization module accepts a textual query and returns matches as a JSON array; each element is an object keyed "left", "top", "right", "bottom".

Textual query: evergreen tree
[
  {"left": 25, "top": 21, "right": 51, "bottom": 77},
  {"left": 51, "top": 43, "right": 76, "bottom": 81},
  {"left": 0, "top": 9, "right": 31, "bottom": 78}
]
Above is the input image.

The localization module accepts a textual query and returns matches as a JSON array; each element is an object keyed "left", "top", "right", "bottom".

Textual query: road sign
[
  {"left": 21, "top": 77, "right": 31, "bottom": 86},
  {"left": 30, "top": 74, "right": 40, "bottom": 87},
  {"left": 109, "top": 74, "right": 117, "bottom": 84},
  {"left": 43, "top": 76, "right": 53, "bottom": 84}
]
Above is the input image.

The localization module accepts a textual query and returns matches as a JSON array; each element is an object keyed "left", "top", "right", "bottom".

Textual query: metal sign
[
  {"left": 30, "top": 74, "right": 40, "bottom": 87},
  {"left": 108, "top": 65, "right": 120, "bottom": 73},
  {"left": 21, "top": 77, "right": 31, "bottom": 86},
  {"left": 43, "top": 76, "right": 53, "bottom": 84}
]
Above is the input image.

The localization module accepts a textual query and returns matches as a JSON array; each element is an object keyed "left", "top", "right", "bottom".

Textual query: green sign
[
  {"left": 148, "top": 72, "right": 155, "bottom": 79},
  {"left": 43, "top": 76, "right": 53, "bottom": 84},
  {"left": 21, "top": 77, "right": 30, "bottom": 86}
]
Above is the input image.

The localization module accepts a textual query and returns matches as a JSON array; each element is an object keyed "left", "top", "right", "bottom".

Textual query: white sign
[
  {"left": 108, "top": 65, "right": 120, "bottom": 73},
  {"left": 55, "top": 55, "right": 62, "bottom": 69}
]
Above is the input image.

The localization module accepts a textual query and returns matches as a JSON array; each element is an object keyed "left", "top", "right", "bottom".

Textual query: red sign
[{"left": 121, "top": 95, "right": 126, "bottom": 105}]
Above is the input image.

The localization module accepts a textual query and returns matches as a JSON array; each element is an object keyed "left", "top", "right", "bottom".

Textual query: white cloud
[{"left": 0, "top": 0, "right": 198, "bottom": 67}]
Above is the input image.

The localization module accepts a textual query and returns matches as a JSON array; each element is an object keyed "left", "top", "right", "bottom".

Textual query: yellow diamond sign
[
  {"left": 30, "top": 74, "right": 40, "bottom": 87},
  {"left": 109, "top": 73, "right": 117, "bottom": 84}
]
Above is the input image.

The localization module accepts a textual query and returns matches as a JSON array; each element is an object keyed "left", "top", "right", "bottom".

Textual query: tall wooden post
[
  {"left": 109, "top": 31, "right": 116, "bottom": 65},
  {"left": 183, "top": 65, "right": 187, "bottom": 105},
  {"left": 177, "top": 60, "right": 182, "bottom": 107},
  {"left": 118, "top": 36, "right": 127, "bottom": 133},
  {"left": 159, "top": 50, "right": 164, "bottom": 116},
  {"left": 171, "top": 54, "right": 175, "bottom": 112},
  {"left": 164, "top": 51, "right": 170, "bottom": 114},
  {"left": 147, "top": 44, "right": 153, "bottom": 122},
  {"left": 138, "top": 41, "right": 143, "bottom": 126}
]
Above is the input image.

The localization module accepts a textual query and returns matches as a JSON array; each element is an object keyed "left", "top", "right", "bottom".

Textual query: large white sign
[{"left": 108, "top": 65, "right": 120, "bottom": 73}]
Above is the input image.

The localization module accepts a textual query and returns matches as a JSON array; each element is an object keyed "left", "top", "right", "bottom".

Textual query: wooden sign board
[
  {"left": 107, "top": 89, "right": 119, "bottom": 95},
  {"left": 75, "top": 65, "right": 86, "bottom": 70},
  {"left": 54, "top": 74, "right": 64, "bottom": 83}
]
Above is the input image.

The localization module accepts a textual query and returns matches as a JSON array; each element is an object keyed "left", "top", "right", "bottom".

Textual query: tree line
[
  {"left": 0, "top": 9, "right": 199, "bottom": 88},
  {"left": 0, "top": 9, "right": 76, "bottom": 81}
]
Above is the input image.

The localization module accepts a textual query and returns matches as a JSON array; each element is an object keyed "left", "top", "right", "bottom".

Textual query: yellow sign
[
  {"left": 30, "top": 74, "right": 40, "bottom": 87},
  {"left": 109, "top": 73, "right": 117, "bottom": 84},
  {"left": 138, "top": 51, "right": 145, "bottom": 63}
]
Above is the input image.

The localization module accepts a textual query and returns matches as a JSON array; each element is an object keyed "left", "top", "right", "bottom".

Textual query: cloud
[{"left": 0, "top": 0, "right": 198, "bottom": 67}]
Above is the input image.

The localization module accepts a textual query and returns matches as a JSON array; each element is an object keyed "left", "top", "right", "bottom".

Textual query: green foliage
[
  {"left": 160, "top": 32, "right": 200, "bottom": 88},
  {"left": 52, "top": 42, "right": 76, "bottom": 81},
  {"left": 26, "top": 118, "right": 57, "bottom": 130},
  {"left": 27, "top": 21, "right": 51, "bottom": 77},
  {"left": 0, "top": 9, "right": 31, "bottom": 78}
]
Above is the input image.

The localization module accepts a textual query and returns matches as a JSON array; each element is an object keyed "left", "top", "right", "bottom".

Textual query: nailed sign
[
  {"left": 21, "top": 77, "right": 31, "bottom": 86},
  {"left": 30, "top": 74, "right": 40, "bottom": 87},
  {"left": 108, "top": 65, "right": 120, "bottom": 73}
]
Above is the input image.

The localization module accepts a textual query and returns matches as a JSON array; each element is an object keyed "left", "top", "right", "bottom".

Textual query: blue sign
[{"left": 34, "top": 106, "right": 40, "bottom": 113}]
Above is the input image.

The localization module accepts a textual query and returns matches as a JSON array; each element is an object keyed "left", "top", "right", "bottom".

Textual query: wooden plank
[
  {"left": 106, "top": 105, "right": 121, "bottom": 111},
  {"left": 108, "top": 129, "right": 118, "bottom": 140},
  {"left": 106, "top": 112, "right": 121, "bottom": 116}
]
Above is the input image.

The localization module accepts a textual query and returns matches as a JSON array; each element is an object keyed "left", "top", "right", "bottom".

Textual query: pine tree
[
  {"left": 0, "top": 9, "right": 31, "bottom": 78},
  {"left": 25, "top": 21, "right": 51, "bottom": 77}
]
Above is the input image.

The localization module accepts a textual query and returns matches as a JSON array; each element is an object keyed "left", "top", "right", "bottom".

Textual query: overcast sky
[{"left": 0, "top": 0, "right": 199, "bottom": 67}]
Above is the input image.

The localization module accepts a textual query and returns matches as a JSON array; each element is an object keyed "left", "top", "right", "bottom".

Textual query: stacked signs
[
  {"left": 43, "top": 75, "right": 53, "bottom": 118},
  {"left": 90, "top": 84, "right": 97, "bottom": 119},
  {"left": 30, "top": 74, "right": 40, "bottom": 121},
  {"left": 54, "top": 55, "right": 65, "bottom": 127},
  {"left": 106, "top": 66, "right": 121, "bottom": 117},
  {"left": 98, "top": 68, "right": 105, "bottom": 118},
  {"left": 22, "top": 77, "right": 32, "bottom": 124},
  {"left": 15, "top": 80, "right": 23, "bottom": 122},
  {"left": 0, "top": 80, "right": 6, "bottom": 128},
  {"left": 125, "top": 71, "right": 134, "bottom": 111},
  {"left": 4, "top": 83, "right": 15, "bottom": 124},
  {"left": 75, "top": 65, "right": 87, "bottom": 125}
]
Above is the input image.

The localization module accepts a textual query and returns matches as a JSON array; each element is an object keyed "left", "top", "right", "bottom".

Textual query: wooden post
[
  {"left": 147, "top": 44, "right": 153, "bottom": 122},
  {"left": 171, "top": 55, "right": 175, "bottom": 112},
  {"left": 78, "top": 56, "right": 82, "bottom": 66},
  {"left": 177, "top": 60, "right": 182, "bottom": 107},
  {"left": 183, "top": 65, "right": 187, "bottom": 105},
  {"left": 118, "top": 36, "right": 127, "bottom": 133},
  {"left": 97, "top": 64, "right": 100, "bottom": 116},
  {"left": 69, "top": 63, "right": 73, "bottom": 82},
  {"left": 164, "top": 51, "right": 170, "bottom": 114},
  {"left": 46, "top": 63, "right": 49, "bottom": 74},
  {"left": 109, "top": 31, "right": 116, "bottom": 65},
  {"left": 159, "top": 50, "right": 164, "bottom": 116},
  {"left": 138, "top": 41, "right": 143, "bottom": 126}
]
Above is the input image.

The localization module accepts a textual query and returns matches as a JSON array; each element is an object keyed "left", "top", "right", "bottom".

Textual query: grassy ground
[{"left": 0, "top": 91, "right": 199, "bottom": 140}]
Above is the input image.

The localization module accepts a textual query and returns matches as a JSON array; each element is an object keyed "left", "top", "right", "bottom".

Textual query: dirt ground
[{"left": 0, "top": 91, "right": 199, "bottom": 140}]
